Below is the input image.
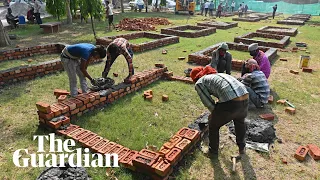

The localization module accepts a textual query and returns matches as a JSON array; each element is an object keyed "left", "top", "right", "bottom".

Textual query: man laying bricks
[
  {"left": 241, "top": 43, "right": 271, "bottom": 79},
  {"left": 209, "top": 42, "right": 232, "bottom": 75},
  {"left": 102, "top": 38, "right": 134, "bottom": 82},
  {"left": 239, "top": 59, "right": 270, "bottom": 108},
  {"left": 190, "top": 65, "right": 249, "bottom": 157},
  {"left": 61, "top": 43, "right": 107, "bottom": 97}
]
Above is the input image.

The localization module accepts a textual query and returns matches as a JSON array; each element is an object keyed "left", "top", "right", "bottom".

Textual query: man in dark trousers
[
  {"left": 190, "top": 66, "right": 249, "bottom": 156},
  {"left": 210, "top": 43, "right": 232, "bottom": 75},
  {"left": 272, "top": 4, "right": 277, "bottom": 19},
  {"left": 216, "top": 3, "right": 223, "bottom": 18},
  {"left": 6, "top": 8, "right": 19, "bottom": 28}
]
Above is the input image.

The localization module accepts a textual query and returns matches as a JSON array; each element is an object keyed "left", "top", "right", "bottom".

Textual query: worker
[
  {"left": 241, "top": 43, "right": 271, "bottom": 79},
  {"left": 27, "top": 7, "right": 35, "bottom": 24},
  {"left": 105, "top": 1, "right": 115, "bottom": 31},
  {"left": 204, "top": 0, "right": 210, "bottom": 16},
  {"left": 33, "top": 0, "right": 42, "bottom": 24},
  {"left": 216, "top": 3, "right": 223, "bottom": 18},
  {"left": 6, "top": 8, "right": 19, "bottom": 28},
  {"left": 209, "top": 1, "right": 214, "bottom": 16},
  {"left": 239, "top": 59, "right": 270, "bottom": 108},
  {"left": 61, "top": 43, "right": 107, "bottom": 97},
  {"left": 102, "top": 38, "right": 134, "bottom": 82},
  {"left": 190, "top": 66, "right": 249, "bottom": 156},
  {"left": 272, "top": 4, "right": 277, "bottom": 19},
  {"left": 231, "top": 1, "right": 235, "bottom": 12},
  {"left": 210, "top": 43, "right": 232, "bottom": 75}
]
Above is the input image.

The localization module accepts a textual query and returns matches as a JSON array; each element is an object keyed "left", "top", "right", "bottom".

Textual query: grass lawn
[
  {"left": 252, "top": 37, "right": 283, "bottom": 43},
  {"left": 0, "top": 12, "right": 320, "bottom": 180},
  {"left": 183, "top": 29, "right": 198, "bottom": 32},
  {"left": 127, "top": 37, "right": 156, "bottom": 44},
  {"left": 0, "top": 54, "right": 60, "bottom": 71},
  {"left": 228, "top": 49, "right": 250, "bottom": 61}
]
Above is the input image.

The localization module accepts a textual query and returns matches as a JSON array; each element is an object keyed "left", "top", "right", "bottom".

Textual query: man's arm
[
  {"left": 195, "top": 83, "right": 216, "bottom": 112},
  {"left": 226, "top": 53, "right": 232, "bottom": 75},
  {"left": 121, "top": 48, "right": 134, "bottom": 79},
  {"left": 210, "top": 49, "right": 219, "bottom": 69},
  {"left": 80, "top": 59, "right": 93, "bottom": 81},
  {"left": 241, "top": 73, "right": 253, "bottom": 87},
  {"left": 102, "top": 54, "right": 112, "bottom": 78}
]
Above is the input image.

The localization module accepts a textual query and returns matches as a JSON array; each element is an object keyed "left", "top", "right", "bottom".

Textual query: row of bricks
[
  {"left": 98, "top": 32, "right": 175, "bottom": 41},
  {"left": 37, "top": 66, "right": 168, "bottom": 120},
  {"left": 234, "top": 38, "right": 288, "bottom": 49},
  {"left": 162, "top": 25, "right": 215, "bottom": 31},
  {"left": 197, "top": 22, "right": 238, "bottom": 29},
  {"left": 294, "top": 145, "right": 320, "bottom": 161},
  {"left": 232, "top": 17, "right": 261, "bottom": 22},
  {"left": 256, "top": 27, "right": 298, "bottom": 37},
  {"left": 277, "top": 20, "right": 305, "bottom": 25},
  {"left": 0, "top": 50, "right": 59, "bottom": 61},
  {"left": 0, "top": 43, "right": 62, "bottom": 54},
  {"left": 161, "top": 28, "right": 216, "bottom": 38},
  {"left": 239, "top": 32, "right": 286, "bottom": 40}
]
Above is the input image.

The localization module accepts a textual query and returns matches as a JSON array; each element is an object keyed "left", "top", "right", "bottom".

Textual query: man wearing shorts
[{"left": 105, "top": 1, "right": 115, "bottom": 31}]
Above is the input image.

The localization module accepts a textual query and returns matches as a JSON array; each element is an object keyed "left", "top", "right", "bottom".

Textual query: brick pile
[
  {"left": 277, "top": 14, "right": 310, "bottom": 26},
  {"left": 0, "top": 43, "right": 65, "bottom": 62},
  {"left": 232, "top": 15, "right": 266, "bottom": 22},
  {"left": 160, "top": 25, "right": 216, "bottom": 38},
  {"left": 197, "top": 21, "right": 238, "bottom": 29},
  {"left": 188, "top": 42, "right": 277, "bottom": 67},
  {"left": 116, "top": 18, "right": 171, "bottom": 31},
  {"left": 234, "top": 32, "right": 290, "bottom": 49},
  {"left": 256, "top": 26, "right": 298, "bottom": 37},
  {"left": 96, "top": 32, "right": 179, "bottom": 53}
]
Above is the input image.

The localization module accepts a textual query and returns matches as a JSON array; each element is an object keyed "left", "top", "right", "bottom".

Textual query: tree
[
  {"left": 66, "top": 0, "right": 73, "bottom": 24},
  {"left": 46, "top": 0, "right": 65, "bottom": 21},
  {"left": 0, "top": 21, "right": 11, "bottom": 47},
  {"left": 120, "top": 0, "right": 124, "bottom": 13}
]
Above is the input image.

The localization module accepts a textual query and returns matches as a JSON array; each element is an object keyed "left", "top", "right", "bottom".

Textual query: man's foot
[{"left": 239, "top": 147, "right": 246, "bottom": 155}]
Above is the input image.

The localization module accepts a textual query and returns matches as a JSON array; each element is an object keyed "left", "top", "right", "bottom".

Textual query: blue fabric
[
  {"left": 66, "top": 43, "right": 95, "bottom": 61},
  {"left": 18, "top": 16, "right": 26, "bottom": 24}
]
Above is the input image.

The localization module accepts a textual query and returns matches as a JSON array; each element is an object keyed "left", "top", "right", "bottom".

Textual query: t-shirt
[
  {"left": 66, "top": 43, "right": 95, "bottom": 61},
  {"left": 107, "top": 5, "right": 113, "bottom": 16},
  {"left": 204, "top": 2, "right": 210, "bottom": 8}
]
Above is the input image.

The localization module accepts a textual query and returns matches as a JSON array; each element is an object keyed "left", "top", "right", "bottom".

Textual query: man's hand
[
  {"left": 102, "top": 71, "right": 108, "bottom": 78},
  {"left": 90, "top": 79, "right": 98, "bottom": 86}
]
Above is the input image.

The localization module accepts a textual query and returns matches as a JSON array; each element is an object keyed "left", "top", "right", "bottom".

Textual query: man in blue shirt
[{"left": 61, "top": 43, "right": 106, "bottom": 97}]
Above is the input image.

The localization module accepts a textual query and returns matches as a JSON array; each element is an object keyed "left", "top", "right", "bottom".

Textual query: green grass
[
  {"left": 183, "top": 29, "right": 198, "bottom": 32},
  {"left": 0, "top": 54, "right": 59, "bottom": 71},
  {"left": 128, "top": 37, "right": 156, "bottom": 44},
  {"left": 252, "top": 37, "right": 282, "bottom": 43},
  {"left": 228, "top": 49, "right": 250, "bottom": 61},
  {"left": 0, "top": 12, "right": 320, "bottom": 180}
]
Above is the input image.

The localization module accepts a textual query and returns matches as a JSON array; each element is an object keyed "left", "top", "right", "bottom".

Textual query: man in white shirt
[
  {"left": 231, "top": 1, "right": 235, "bottom": 12},
  {"left": 204, "top": 1, "right": 210, "bottom": 16},
  {"left": 105, "top": 1, "right": 115, "bottom": 31}
]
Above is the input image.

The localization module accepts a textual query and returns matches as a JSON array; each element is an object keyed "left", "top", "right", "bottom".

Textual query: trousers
[{"left": 61, "top": 55, "right": 88, "bottom": 97}]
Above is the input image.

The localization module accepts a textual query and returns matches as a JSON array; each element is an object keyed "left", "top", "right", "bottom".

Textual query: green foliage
[
  {"left": 160, "top": 0, "right": 166, "bottom": 6},
  {"left": 45, "top": 0, "right": 65, "bottom": 20},
  {"left": 79, "top": 0, "right": 104, "bottom": 19}
]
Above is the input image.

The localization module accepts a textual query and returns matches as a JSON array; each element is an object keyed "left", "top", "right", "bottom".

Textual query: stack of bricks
[
  {"left": 160, "top": 25, "right": 216, "bottom": 38},
  {"left": 0, "top": 58, "right": 102, "bottom": 86},
  {"left": 96, "top": 32, "right": 179, "bottom": 53},
  {"left": 36, "top": 65, "right": 168, "bottom": 121},
  {"left": 188, "top": 42, "right": 277, "bottom": 66},
  {"left": 256, "top": 26, "right": 298, "bottom": 37},
  {"left": 234, "top": 32, "right": 290, "bottom": 49},
  {"left": 232, "top": 16, "right": 261, "bottom": 22},
  {"left": 197, "top": 21, "right": 238, "bottom": 29},
  {"left": 277, "top": 14, "right": 310, "bottom": 25},
  {"left": 0, "top": 43, "right": 65, "bottom": 62}
]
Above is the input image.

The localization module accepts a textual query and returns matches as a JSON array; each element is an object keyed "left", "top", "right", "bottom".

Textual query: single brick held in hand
[
  {"left": 259, "top": 113, "right": 275, "bottom": 121},
  {"left": 307, "top": 144, "right": 320, "bottom": 160},
  {"left": 294, "top": 146, "right": 309, "bottom": 161},
  {"left": 36, "top": 102, "right": 52, "bottom": 113}
]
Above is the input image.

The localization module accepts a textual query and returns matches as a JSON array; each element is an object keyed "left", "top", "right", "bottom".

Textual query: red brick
[
  {"left": 98, "top": 141, "right": 116, "bottom": 154},
  {"left": 61, "top": 116, "right": 70, "bottom": 125},
  {"left": 47, "top": 119, "right": 62, "bottom": 129},
  {"left": 84, "top": 136, "right": 103, "bottom": 148},
  {"left": 155, "top": 64, "right": 165, "bottom": 68},
  {"left": 176, "top": 127, "right": 190, "bottom": 137},
  {"left": 66, "top": 128, "right": 85, "bottom": 138},
  {"left": 92, "top": 99, "right": 100, "bottom": 106},
  {"left": 36, "top": 102, "right": 52, "bottom": 113},
  {"left": 38, "top": 111, "right": 54, "bottom": 120},
  {"left": 145, "top": 95, "right": 153, "bottom": 101},
  {"left": 88, "top": 94, "right": 96, "bottom": 102},
  {"left": 294, "top": 146, "right": 309, "bottom": 161},
  {"left": 118, "top": 147, "right": 131, "bottom": 160},
  {"left": 175, "top": 138, "right": 192, "bottom": 153},
  {"left": 111, "top": 91, "right": 119, "bottom": 97},
  {"left": 184, "top": 129, "right": 200, "bottom": 144},
  {"left": 73, "top": 130, "right": 91, "bottom": 141},
  {"left": 70, "top": 108, "right": 79, "bottom": 115},
  {"left": 162, "top": 95, "right": 169, "bottom": 102},
  {"left": 139, "top": 149, "right": 160, "bottom": 160},
  {"left": 58, "top": 95, "right": 67, "bottom": 102},
  {"left": 154, "top": 159, "right": 172, "bottom": 177},
  {"left": 302, "top": 68, "right": 313, "bottom": 73},
  {"left": 289, "top": 70, "right": 299, "bottom": 75},
  {"left": 259, "top": 113, "right": 275, "bottom": 121},
  {"left": 113, "top": 73, "right": 118, "bottom": 77},
  {"left": 285, "top": 107, "right": 296, "bottom": 115},
  {"left": 159, "top": 146, "right": 171, "bottom": 155},
  {"left": 56, "top": 124, "right": 79, "bottom": 136},
  {"left": 52, "top": 103, "right": 69, "bottom": 114},
  {"left": 91, "top": 139, "right": 110, "bottom": 152},
  {"left": 277, "top": 99, "right": 286, "bottom": 105},
  {"left": 100, "top": 96, "right": 107, "bottom": 102},
  {"left": 132, "top": 154, "right": 157, "bottom": 173},
  {"left": 120, "top": 150, "right": 138, "bottom": 171},
  {"left": 69, "top": 98, "right": 83, "bottom": 108},
  {"left": 61, "top": 100, "right": 77, "bottom": 111},
  {"left": 108, "top": 144, "right": 124, "bottom": 154},
  {"left": 163, "top": 135, "right": 183, "bottom": 149},
  {"left": 279, "top": 58, "right": 288, "bottom": 61},
  {"left": 50, "top": 105, "right": 62, "bottom": 117},
  {"left": 54, "top": 89, "right": 70, "bottom": 97},
  {"left": 165, "top": 148, "right": 182, "bottom": 165},
  {"left": 76, "top": 95, "right": 90, "bottom": 104},
  {"left": 307, "top": 144, "right": 320, "bottom": 160},
  {"left": 86, "top": 103, "right": 93, "bottom": 108},
  {"left": 90, "top": 92, "right": 100, "bottom": 100},
  {"left": 79, "top": 132, "right": 97, "bottom": 146},
  {"left": 268, "top": 95, "right": 274, "bottom": 104}
]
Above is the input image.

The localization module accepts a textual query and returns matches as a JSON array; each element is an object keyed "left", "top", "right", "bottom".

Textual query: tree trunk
[
  {"left": 0, "top": 21, "right": 11, "bottom": 47},
  {"left": 120, "top": 0, "right": 124, "bottom": 13},
  {"left": 155, "top": 0, "right": 159, "bottom": 11},
  {"left": 66, "top": 0, "right": 73, "bottom": 24},
  {"left": 90, "top": 15, "right": 96, "bottom": 39}
]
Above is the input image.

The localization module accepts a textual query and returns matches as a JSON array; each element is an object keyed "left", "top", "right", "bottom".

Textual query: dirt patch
[{"left": 116, "top": 17, "right": 170, "bottom": 31}]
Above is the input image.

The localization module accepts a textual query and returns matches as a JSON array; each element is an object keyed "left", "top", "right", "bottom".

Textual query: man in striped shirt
[
  {"left": 102, "top": 38, "right": 134, "bottom": 81},
  {"left": 240, "top": 59, "right": 270, "bottom": 108},
  {"left": 190, "top": 66, "right": 249, "bottom": 156}
]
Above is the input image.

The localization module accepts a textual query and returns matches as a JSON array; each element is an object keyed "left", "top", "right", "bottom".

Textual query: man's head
[
  {"left": 248, "top": 43, "right": 259, "bottom": 57},
  {"left": 245, "top": 59, "right": 260, "bottom": 72},
  {"left": 190, "top": 66, "right": 217, "bottom": 82},
  {"left": 218, "top": 43, "right": 228, "bottom": 56},
  {"left": 92, "top": 45, "right": 107, "bottom": 59},
  {"left": 7, "top": 8, "right": 12, "bottom": 14},
  {"left": 105, "top": 1, "right": 109, "bottom": 5}
]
